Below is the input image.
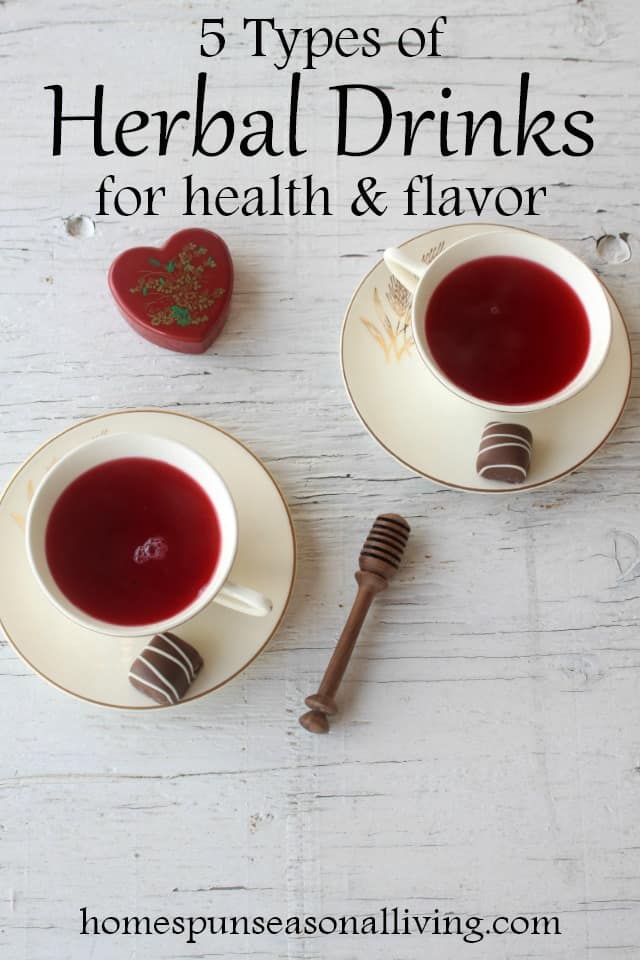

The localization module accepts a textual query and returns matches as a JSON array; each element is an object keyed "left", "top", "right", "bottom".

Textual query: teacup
[
  {"left": 384, "top": 230, "right": 612, "bottom": 413},
  {"left": 26, "top": 433, "right": 273, "bottom": 637}
]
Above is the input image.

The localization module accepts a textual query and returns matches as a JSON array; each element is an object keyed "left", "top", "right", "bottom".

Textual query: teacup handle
[
  {"left": 213, "top": 580, "right": 273, "bottom": 617},
  {"left": 383, "top": 247, "right": 429, "bottom": 295}
]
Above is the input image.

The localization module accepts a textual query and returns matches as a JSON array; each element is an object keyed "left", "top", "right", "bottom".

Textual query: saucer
[
  {"left": 341, "top": 223, "right": 632, "bottom": 493},
  {"left": 0, "top": 410, "right": 296, "bottom": 709}
]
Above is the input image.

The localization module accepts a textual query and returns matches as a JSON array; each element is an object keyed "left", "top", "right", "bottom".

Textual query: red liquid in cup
[
  {"left": 424, "top": 256, "right": 591, "bottom": 405},
  {"left": 45, "top": 457, "right": 221, "bottom": 626}
]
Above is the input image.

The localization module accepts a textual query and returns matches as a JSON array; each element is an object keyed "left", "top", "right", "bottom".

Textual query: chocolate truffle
[
  {"left": 129, "top": 632, "right": 203, "bottom": 705},
  {"left": 476, "top": 422, "right": 533, "bottom": 484}
]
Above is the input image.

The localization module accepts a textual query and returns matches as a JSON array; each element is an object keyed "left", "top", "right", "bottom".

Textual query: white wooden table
[{"left": 2, "top": 2, "right": 639, "bottom": 958}]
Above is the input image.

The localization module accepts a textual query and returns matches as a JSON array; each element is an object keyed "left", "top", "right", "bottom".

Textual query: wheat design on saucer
[
  {"left": 7, "top": 436, "right": 110, "bottom": 532},
  {"left": 10, "top": 431, "right": 112, "bottom": 529},
  {"left": 360, "top": 241, "right": 445, "bottom": 362},
  {"left": 10, "top": 476, "right": 37, "bottom": 531}
]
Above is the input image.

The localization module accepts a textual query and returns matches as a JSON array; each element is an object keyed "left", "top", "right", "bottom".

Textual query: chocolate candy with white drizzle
[
  {"left": 476, "top": 422, "right": 533, "bottom": 484},
  {"left": 129, "top": 632, "right": 203, "bottom": 705}
]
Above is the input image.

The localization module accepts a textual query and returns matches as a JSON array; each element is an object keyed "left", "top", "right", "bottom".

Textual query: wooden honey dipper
[{"left": 299, "top": 513, "right": 411, "bottom": 733}]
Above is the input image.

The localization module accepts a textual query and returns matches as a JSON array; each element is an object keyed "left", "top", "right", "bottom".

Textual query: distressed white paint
[{"left": 1, "top": 1, "right": 639, "bottom": 958}]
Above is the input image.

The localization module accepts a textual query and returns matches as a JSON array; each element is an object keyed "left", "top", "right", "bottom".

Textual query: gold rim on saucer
[
  {"left": 340, "top": 223, "right": 632, "bottom": 494},
  {"left": 0, "top": 409, "right": 297, "bottom": 709}
]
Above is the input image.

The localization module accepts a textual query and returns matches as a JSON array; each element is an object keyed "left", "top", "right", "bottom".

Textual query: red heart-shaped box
[{"left": 108, "top": 228, "right": 233, "bottom": 354}]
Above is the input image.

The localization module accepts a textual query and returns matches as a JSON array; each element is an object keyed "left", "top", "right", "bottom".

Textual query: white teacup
[
  {"left": 25, "top": 433, "right": 273, "bottom": 637},
  {"left": 384, "top": 230, "right": 612, "bottom": 413}
]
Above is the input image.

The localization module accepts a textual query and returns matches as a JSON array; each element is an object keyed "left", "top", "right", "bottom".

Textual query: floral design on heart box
[
  {"left": 129, "top": 242, "right": 225, "bottom": 329},
  {"left": 360, "top": 241, "right": 445, "bottom": 362},
  {"left": 108, "top": 228, "right": 233, "bottom": 354}
]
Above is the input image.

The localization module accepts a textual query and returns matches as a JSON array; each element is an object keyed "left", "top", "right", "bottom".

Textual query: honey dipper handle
[
  {"left": 315, "top": 572, "right": 385, "bottom": 702},
  {"left": 300, "top": 571, "right": 386, "bottom": 731}
]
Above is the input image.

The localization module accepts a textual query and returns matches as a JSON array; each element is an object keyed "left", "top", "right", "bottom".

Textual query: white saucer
[
  {"left": 0, "top": 410, "right": 296, "bottom": 709},
  {"left": 341, "top": 224, "right": 632, "bottom": 493}
]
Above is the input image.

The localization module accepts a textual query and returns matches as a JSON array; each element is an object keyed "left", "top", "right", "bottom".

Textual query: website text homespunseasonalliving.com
[{"left": 80, "top": 905, "right": 561, "bottom": 946}]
